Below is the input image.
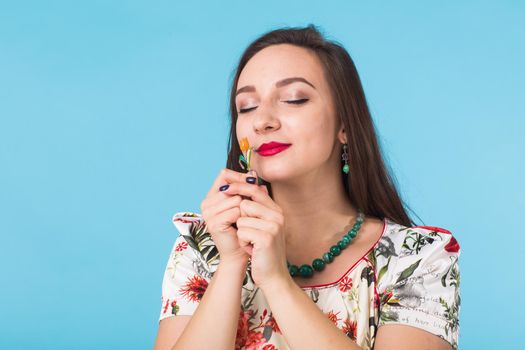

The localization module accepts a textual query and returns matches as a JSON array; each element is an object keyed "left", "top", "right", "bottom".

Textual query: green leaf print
[
  {"left": 367, "top": 249, "right": 377, "bottom": 266},
  {"left": 401, "top": 230, "right": 440, "bottom": 255},
  {"left": 377, "top": 256, "right": 391, "bottom": 283},
  {"left": 439, "top": 296, "right": 460, "bottom": 337},
  {"left": 182, "top": 219, "right": 221, "bottom": 267},
  {"left": 441, "top": 256, "right": 459, "bottom": 288},
  {"left": 379, "top": 310, "right": 399, "bottom": 323},
  {"left": 395, "top": 259, "right": 422, "bottom": 284}
]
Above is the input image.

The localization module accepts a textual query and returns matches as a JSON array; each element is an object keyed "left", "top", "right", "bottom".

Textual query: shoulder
[
  {"left": 373, "top": 217, "right": 461, "bottom": 294},
  {"left": 374, "top": 219, "right": 461, "bottom": 348},
  {"left": 375, "top": 218, "right": 460, "bottom": 261},
  {"left": 171, "top": 211, "right": 219, "bottom": 272}
]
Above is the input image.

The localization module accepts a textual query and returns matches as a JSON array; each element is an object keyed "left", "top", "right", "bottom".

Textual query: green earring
[{"left": 342, "top": 143, "right": 350, "bottom": 174}]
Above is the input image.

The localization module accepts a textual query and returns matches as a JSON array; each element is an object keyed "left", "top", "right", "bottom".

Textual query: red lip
[
  {"left": 256, "top": 141, "right": 291, "bottom": 152},
  {"left": 256, "top": 142, "right": 291, "bottom": 157}
]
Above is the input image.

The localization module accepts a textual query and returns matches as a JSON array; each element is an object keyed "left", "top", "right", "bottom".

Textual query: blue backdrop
[{"left": 1, "top": 1, "right": 522, "bottom": 349}]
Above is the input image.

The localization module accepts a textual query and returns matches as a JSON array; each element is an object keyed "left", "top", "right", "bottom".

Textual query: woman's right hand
[{"left": 200, "top": 168, "right": 267, "bottom": 267}]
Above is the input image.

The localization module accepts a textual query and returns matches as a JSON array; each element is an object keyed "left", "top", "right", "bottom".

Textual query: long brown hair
[{"left": 225, "top": 24, "right": 421, "bottom": 227}]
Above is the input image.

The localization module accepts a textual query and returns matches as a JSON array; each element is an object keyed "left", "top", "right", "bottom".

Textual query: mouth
[{"left": 255, "top": 142, "right": 292, "bottom": 157}]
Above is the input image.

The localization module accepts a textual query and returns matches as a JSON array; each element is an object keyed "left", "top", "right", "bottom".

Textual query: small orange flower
[
  {"left": 238, "top": 137, "right": 254, "bottom": 171},
  {"left": 239, "top": 137, "right": 250, "bottom": 152}
]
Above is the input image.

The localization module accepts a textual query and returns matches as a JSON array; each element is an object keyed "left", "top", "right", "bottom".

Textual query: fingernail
[
  {"left": 246, "top": 177, "right": 256, "bottom": 184},
  {"left": 219, "top": 184, "right": 229, "bottom": 191}
]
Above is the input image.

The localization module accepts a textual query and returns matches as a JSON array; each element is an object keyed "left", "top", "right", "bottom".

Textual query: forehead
[{"left": 237, "top": 44, "right": 326, "bottom": 91}]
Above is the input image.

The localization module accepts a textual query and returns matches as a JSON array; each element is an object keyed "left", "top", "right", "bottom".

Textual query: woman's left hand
[{"left": 222, "top": 172, "right": 290, "bottom": 291}]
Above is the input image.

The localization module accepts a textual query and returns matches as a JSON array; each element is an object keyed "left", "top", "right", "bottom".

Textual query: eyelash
[{"left": 238, "top": 98, "right": 309, "bottom": 114}]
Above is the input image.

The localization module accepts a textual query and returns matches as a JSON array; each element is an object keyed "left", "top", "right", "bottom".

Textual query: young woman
[{"left": 154, "top": 25, "right": 461, "bottom": 350}]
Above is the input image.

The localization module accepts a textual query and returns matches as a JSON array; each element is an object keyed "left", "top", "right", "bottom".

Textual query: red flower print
[
  {"left": 338, "top": 276, "right": 353, "bottom": 292},
  {"left": 380, "top": 291, "right": 393, "bottom": 305},
  {"left": 162, "top": 298, "right": 169, "bottom": 314},
  {"left": 170, "top": 300, "right": 179, "bottom": 315},
  {"left": 179, "top": 275, "right": 209, "bottom": 302},
  {"left": 342, "top": 318, "right": 358, "bottom": 341},
  {"left": 373, "top": 292, "right": 380, "bottom": 309},
  {"left": 266, "top": 316, "right": 281, "bottom": 334},
  {"left": 412, "top": 225, "right": 452, "bottom": 235},
  {"left": 235, "top": 310, "right": 253, "bottom": 350},
  {"left": 173, "top": 218, "right": 196, "bottom": 224},
  {"left": 245, "top": 330, "right": 265, "bottom": 350},
  {"left": 262, "top": 345, "right": 277, "bottom": 350},
  {"left": 444, "top": 236, "right": 460, "bottom": 253},
  {"left": 325, "top": 310, "right": 342, "bottom": 326},
  {"left": 175, "top": 241, "right": 188, "bottom": 251}
]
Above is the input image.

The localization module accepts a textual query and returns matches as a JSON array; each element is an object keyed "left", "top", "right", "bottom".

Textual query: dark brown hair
[{"left": 225, "top": 24, "right": 421, "bottom": 227}]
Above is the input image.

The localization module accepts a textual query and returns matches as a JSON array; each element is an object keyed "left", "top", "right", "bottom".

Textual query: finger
[
  {"left": 239, "top": 200, "right": 283, "bottom": 225},
  {"left": 203, "top": 177, "right": 246, "bottom": 208},
  {"left": 204, "top": 194, "right": 242, "bottom": 216},
  {"left": 224, "top": 182, "right": 281, "bottom": 212},
  {"left": 206, "top": 168, "right": 250, "bottom": 198},
  {"left": 212, "top": 206, "right": 241, "bottom": 234},
  {"left": 237, "top": 216, "right": 277, "bottom": 234},
  {"left": 203, "top": 173, "right": 254, "bottom": 210},
  {"left": 236, "top": 227, "right": 255, "bottom": 255},
  {"left": 237, "top": 226, "right": 269, "bottom": 251}
]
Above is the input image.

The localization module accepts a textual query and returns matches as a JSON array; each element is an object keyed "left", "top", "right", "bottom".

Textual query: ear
[{"left": 337, "top": 125, "right": 347, "bottom": 144}]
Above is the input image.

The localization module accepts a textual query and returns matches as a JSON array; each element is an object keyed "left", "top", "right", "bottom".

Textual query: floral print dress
[{"left": 159, "top": 212, "right": 461, "bottom": 349}]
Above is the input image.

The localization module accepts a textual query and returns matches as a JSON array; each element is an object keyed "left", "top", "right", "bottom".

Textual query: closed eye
[
  {"left": 286, "top": 98, "right": 309, "bottom": 105},
  {"left": 238, "top": 106, "right": 257, "bottom": 114},
  {"left": 238, "top": 99, "right": 309, "bottom": 114}
]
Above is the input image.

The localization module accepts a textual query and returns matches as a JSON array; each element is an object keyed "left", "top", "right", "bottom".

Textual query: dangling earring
[{"left": 342, "top": 143, "right": 350, "bottom": 174}]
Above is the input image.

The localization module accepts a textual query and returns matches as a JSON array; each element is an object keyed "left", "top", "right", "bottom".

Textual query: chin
[{"left": 254, "top": 164, "right": 298, "bottom": 183}]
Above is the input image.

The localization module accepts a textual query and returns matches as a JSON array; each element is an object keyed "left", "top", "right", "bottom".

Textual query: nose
[{"left": 252, "top": 103, "right": 280, "bottom": 134}]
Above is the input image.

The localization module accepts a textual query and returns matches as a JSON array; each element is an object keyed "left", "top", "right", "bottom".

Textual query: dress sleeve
[
  {"left": 377, "top": 225, "right": 461, "bottom": 349},
  {"left": 158, "top": 232, "right": 212, "bottom": 322}
]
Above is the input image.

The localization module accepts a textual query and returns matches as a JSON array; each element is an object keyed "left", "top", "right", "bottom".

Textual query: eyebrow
[{"left": 235, "top": 77, "right": 316, "bottom": 97}]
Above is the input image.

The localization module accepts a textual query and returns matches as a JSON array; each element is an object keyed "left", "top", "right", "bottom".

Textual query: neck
[{"left": 270, "top": 170, "right": 358, "bottom": 249}]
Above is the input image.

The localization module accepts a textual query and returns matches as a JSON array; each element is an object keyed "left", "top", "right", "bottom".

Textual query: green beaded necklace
[{"left": 286, "top": 210, "right": 365, "bottom": 278}]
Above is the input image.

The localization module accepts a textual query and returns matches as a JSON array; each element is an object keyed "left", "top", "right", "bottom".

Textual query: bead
[
  {"left": 286, "top": 210, "right": 364, "bottom": 278},
  {"left": 299, "top": 264, "right": 314, "bottom": 278},
  {"left": 323, "top": 252, "right": 334, "bottom": 263},
  {"left": 312, "top": 258, "right": 326, "bottom": 271},
  {"left": 343, "top": 164, "right": 349, "bottom": 174},
  {"left": 288, "top": 264, "right": 299, "bottom": 277},
  {"left": 330, "top": 245, "right": 341, "bottom": 256}
]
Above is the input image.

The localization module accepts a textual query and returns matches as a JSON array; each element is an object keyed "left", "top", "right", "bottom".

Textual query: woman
[{"left": 154, "top": 24, "right": 461, "bottom": 350}]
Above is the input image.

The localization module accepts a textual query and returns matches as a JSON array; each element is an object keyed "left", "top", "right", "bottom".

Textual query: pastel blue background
[{"left": 1, "top": 1, "right": 522, "bottom": 349}]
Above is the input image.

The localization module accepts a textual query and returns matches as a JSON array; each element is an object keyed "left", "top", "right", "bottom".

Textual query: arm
[
  {"left": 262, "top": 277, "right": 453, "bottom": 350},
  {"left": 165, "top": 260, "right": 248, "bottom": 350},
  {"left": 261, "top": 276, "right": 362, "bottom": 349}
]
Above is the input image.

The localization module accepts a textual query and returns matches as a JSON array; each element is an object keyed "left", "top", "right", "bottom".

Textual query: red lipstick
[{"left": 256, "top": 142, "right": 291, "bottom": 156}]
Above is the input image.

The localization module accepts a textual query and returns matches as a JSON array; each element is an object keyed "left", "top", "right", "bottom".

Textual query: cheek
[
  {"left": 236, "top": 120, "right": 247, "bottom": 139},
  {"left": 288, "top": 110, "right": 332, "bottom": 143}
]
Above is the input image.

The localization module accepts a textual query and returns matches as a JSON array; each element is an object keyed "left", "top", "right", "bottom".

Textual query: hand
[
  {"left": 200, "top": 168, "right": 260, "bottom": 266},
  {"left": 224, "top": 171, "right": 290, "bottom": 291}
]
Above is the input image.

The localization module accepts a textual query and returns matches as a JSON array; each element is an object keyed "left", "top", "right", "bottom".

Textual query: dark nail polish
[
  {"left": 246, "top": 177, "right": 256, "bottom": 184},
  {"left": 219, "top": 184, "right": 229, "bottom": 191}
]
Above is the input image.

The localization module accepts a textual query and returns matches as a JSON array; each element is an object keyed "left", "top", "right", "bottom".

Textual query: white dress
[{"left": 159, "top": 211, "right": 461, "bottom": 349}]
